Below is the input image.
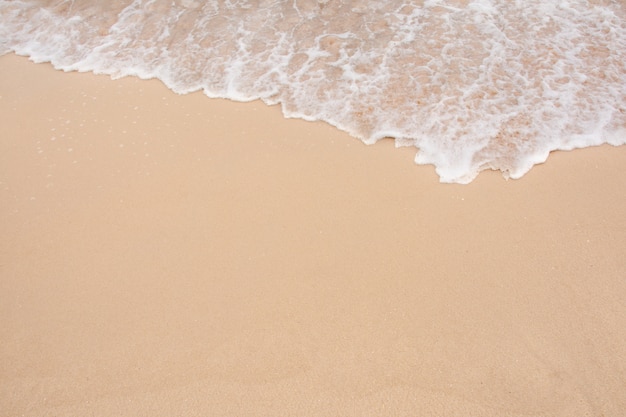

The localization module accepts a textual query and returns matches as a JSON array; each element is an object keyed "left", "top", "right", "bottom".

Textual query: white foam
[{"left": 1, "top": 0, "right": 625, "bottom": 183}]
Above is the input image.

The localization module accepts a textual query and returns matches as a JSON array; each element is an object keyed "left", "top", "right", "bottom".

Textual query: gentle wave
[{"left": 1, "top": 0, "right": 625, "bottom": 182}]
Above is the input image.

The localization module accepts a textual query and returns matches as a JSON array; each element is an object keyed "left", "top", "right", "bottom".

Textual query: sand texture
[{"left": 1, "top": 54, "right": 626, "bottom": 416}]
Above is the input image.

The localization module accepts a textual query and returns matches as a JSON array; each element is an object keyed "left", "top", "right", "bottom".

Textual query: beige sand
[{"left": 1, "top": 53, "right": 625, "bottom": 416}]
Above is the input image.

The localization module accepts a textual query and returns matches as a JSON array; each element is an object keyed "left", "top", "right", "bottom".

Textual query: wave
[{"left": 1, "top": 0, "right": 625, "bottom": 182}]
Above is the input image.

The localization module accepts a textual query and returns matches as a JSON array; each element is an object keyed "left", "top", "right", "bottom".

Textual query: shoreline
[{"left": 1, "top": 53, "right": 626, "bottom": 416}]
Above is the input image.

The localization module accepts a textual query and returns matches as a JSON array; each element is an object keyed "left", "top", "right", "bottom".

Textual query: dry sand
[{"left": 1, "top": 53, "right": 625, "bottom": 416}]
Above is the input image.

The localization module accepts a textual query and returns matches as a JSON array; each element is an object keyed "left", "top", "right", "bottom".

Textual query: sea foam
[{"left": 1, "top": 0, "right": 625, "bottom": 183}]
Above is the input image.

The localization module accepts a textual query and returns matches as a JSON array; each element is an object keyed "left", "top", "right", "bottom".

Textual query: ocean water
[{"left": 1, "top": 0, "right": 625, "bottom": 183}]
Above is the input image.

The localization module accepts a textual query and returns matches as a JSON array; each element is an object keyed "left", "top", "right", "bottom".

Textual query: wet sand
[{"left": 1, "top": 53, "right": 625, "bottom": 416}]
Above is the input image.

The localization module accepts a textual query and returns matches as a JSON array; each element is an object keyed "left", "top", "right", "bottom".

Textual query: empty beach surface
[{"left": 1, "top": 54, "right": 626, "bottom": 416}]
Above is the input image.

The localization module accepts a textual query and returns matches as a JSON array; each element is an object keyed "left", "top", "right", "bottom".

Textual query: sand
[{"left": 1, "top": 53, "right": 625, "bottom": 416}]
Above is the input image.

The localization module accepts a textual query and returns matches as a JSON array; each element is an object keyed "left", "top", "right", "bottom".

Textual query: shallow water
[{"left": 1, "top": 0, "right": 625, "bottom": 182}]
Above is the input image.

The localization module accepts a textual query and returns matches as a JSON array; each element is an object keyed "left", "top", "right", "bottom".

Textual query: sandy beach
[{"left": 1, "top": 53, "right": 625, "bottom": 416}]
